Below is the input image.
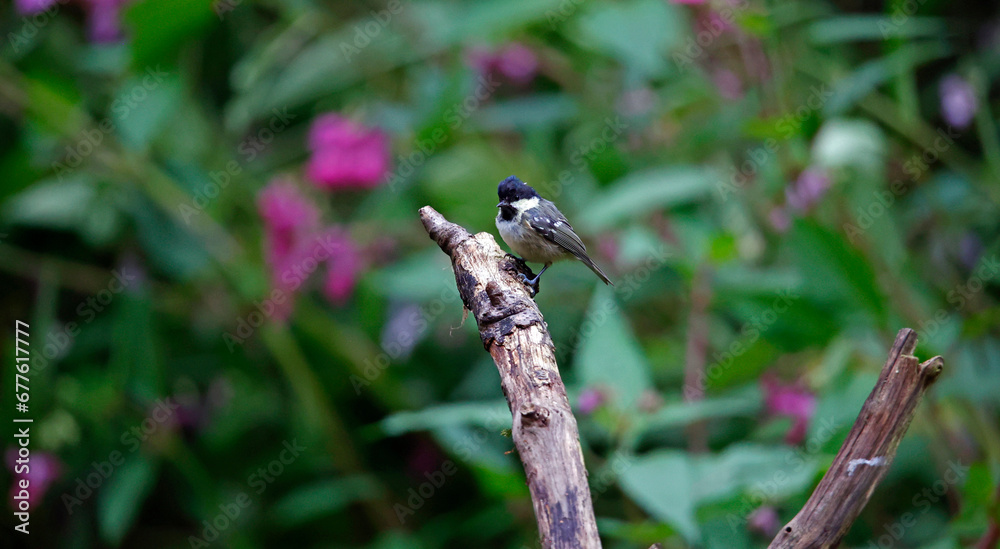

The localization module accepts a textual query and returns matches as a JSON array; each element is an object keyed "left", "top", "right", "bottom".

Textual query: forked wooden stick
[{"left": 769, "top": 328, "right": 944, "bottom": 548}]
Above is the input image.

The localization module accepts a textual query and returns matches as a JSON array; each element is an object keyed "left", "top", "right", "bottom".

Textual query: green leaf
[
  {"left": 111, "top": 292, "right": 162, "bottom": 402},
  {"left": 379, "top": 401, "right": 510, "bottom": 437},
  {"left": 270, "top": 476, "right": 381, "bottom": 527},
  {"left": 619, "top": 452, "right": 698, "bottom": 541},
  {"left": 807, "top": 15, "right": 947, "bottom": 44},
  {"left": 578, "top": 167, "right": 716, "bottom": 231},
  {"left": 573, "top": 285, "right": 652, "bottom": 409},
  {"left": 619, "top": 444, "right": 821, "bottom": 544},
  {"left": 123, "top": 0, "right": 217, "bottom": 69},
  {"left": 788, "top": 219, "right": 887, "bottom": 319},
  {"left": 127, "top": 191, "right": 210, "bottom": 279},
  {"left": 435, "top": 0, "right": 567, "bottom": 43},
  {"left": 474, "top": 94, "right": 579, "bottom": 132},
  {"left": 98, "top": 454, "right": 158, "bottom": 546},
  {"left": 638, "top": 389, "right": 762, "bottom": 436},
  {"left": 3, "top": 176, "right": 95, "bottom": 230},
  {"left": 370, "top": 248, "right": 458, "bottom": 302},
  {"left": 574, "top": 0, "right": 684, "bottom": 79},
  {"left": 114, "top": 72, "right": 184, "bottom": 151},
  {"left": 822, "top": 42, "right": 951, "bottom": 116}
]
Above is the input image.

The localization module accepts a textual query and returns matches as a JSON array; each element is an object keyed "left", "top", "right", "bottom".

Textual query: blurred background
[{"left": 1, "top": 0, "right": 999, "bottom": 547}]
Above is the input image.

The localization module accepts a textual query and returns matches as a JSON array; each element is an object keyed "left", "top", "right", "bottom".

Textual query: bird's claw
[{"left": 518, "top": 273, "right": 540, "bottom": 297}]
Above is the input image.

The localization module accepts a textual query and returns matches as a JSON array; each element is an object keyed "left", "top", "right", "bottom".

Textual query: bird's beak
[{"left": 497, "top": 201, "right": 506, "bottom": 208}]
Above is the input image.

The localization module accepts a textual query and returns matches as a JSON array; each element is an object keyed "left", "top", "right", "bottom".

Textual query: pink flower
[
  {"left": 306, "top": 114, "right": 390, "bottom": 190},
  {"left": 15, "top": 0, "right": 58, "bottom": 13},
  {"left": 940, "top": 74, "right": 977, "bottom": 129},
  {"left": 85, "top": 0, "right": 131, "bottom": 43},
  {"left": 468, "top": 43, "right": 539, "bottom": 86},
  {"left": 713, "top": 68, "right": 743, "bottom": 101},
  {"left": 768, "top": 206, "right": 791, "bottom": 233},
  {"left": 15, "top": 0, "right": 130, "bottom": 43},
  {"left": 697, "top": 10, "right": 735, "bottom": 34},
  {"left": 785, "top": 168, "right": 830, "bottom": 212},
  {"left": 747, "top": 506, "right": 781, "bottom": 537},
  {"left": 320, "top": 228, "right": 363, "bottom": 305},
  {"left": 257, "top": 180, "right": 363, "bottom": 317},
  {"left": 670, "top": 0, "right": 706, "bottom": 4},
  {"left": 257, "top": 179, "right": 320, "bottom": 263},
  {"left": 761, "top": 374, "right": 816, "bottom": 445},
  {"left": 578, "top": 388, "right": 606, "bottom": 414},
  {"left": 6, "top": 449, "right": 62, "bottom": 507}
]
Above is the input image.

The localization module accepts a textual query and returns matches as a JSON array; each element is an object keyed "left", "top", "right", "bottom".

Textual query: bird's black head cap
[{"left": 497, "top": 175, "right": 539, "bottom": 203}]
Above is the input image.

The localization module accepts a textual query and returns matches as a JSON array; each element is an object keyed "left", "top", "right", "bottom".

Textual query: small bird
[{"left": 495, "top": 175, "right": 612, "bottom": 294}]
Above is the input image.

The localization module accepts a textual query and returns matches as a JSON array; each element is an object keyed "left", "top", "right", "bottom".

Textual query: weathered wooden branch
[
  {"left": 769, "top": 328, "right": 944, "bottom": 549},
  {"left": 419, "top": 206, "right": 602, "bottom": 549}
]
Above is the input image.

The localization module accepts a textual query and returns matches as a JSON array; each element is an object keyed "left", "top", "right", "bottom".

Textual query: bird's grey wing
[
  {"left": 528, "top": 204, "right": 589, "bottom": 260},
  {"left": 529, "top": 200, "right": 614, "bottom": 285}
]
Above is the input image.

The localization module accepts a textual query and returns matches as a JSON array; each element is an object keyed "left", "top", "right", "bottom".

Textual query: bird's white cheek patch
[{"left": 510, "top": 197, "right": 540, "bottom": 211}]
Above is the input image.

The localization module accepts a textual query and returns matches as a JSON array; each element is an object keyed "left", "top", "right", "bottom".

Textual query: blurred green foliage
[{"left": 1, "top": 0, "right": 999, "bottom": 548}]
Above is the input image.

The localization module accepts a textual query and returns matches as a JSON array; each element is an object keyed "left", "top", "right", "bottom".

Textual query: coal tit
[{"left": 495, "top": 175, "right": 613, "bottom": 294}]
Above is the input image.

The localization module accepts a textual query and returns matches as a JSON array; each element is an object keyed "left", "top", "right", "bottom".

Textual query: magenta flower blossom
[
  {"left": 320, "top": 227, "right": 363, "bottom": 305},
  {"left": 258, "top": 179, "right": 320, "bottom": 263},
  {"left": 6, "top": 448, "right": 62, "bottom": 507},
  {"left": 467, "top": 43, "right": 539, "bottom": 86},
  {"left": 577, "top": 387, "right": 606, "bottom": 415},
  {"left": 761, "top": 374, "right": 816, "bottom": 445},
  {"left": 86, "top": 0, "right": 131, "bottom": 43},
  {"left": 768, "top": 206, "right": 791, "bottom": 233},
  {"left": 785, "top": 168, "right": 831, "bottom": 213},
  {"left": 713, "top": 68, "right": 743, "bottom": 101},
  {"left": 15, "top": 0, "right": 57, "bottom": 13},
  {"left": 940, "top": 74, "right": 977, "bottom": 129},
  {"left": 306, "top": 114, "right": 390, "bottom": 190},
  {"left": 747, "top": 506, "right": 781, "bottom": 537},
  {"left": 257, "top": 180, "right": 364, "bottom": 318}
]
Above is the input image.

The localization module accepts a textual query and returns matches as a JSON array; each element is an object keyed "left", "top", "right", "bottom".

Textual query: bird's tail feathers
[{"left": 581, "top": 256, "right": 613, "bottom": 286}]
